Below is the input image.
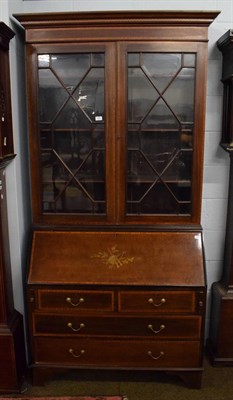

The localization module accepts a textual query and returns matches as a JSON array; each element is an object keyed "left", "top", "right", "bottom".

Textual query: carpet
[{"left": 0, "top": 397, "right": 124, "bottom": 400}]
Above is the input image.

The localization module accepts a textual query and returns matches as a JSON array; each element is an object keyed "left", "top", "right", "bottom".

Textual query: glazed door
[
  {"left": 117, "top": 42, "right": 207, "bottom": 225},
  {"left": 28, "top": 41, "right": 207, "bottom": 226},
  {"left": 28, "top": 43, "right": 116, "bottom": 225}
]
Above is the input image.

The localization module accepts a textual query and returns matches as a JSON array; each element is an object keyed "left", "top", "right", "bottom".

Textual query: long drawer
[
  {"left": 33, "top": 314, "right": 202, "bottom": 339},
  {"left": 34, "top": 337, "right": 201, "bottom": 368}
]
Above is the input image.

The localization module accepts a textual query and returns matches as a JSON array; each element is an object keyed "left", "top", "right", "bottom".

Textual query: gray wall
[{"left": 1, "top": 0, "right": 232, "bottom": 338}]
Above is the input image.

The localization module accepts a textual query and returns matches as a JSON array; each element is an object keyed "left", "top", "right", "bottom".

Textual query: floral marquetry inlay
[{"left": 91, "top": 246, "right": 141, "bottom": 269}]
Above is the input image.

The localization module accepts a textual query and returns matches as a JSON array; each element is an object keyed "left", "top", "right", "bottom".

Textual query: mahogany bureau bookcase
[{"left": 14, "top": 11, "right": 218, "bottom": 388}]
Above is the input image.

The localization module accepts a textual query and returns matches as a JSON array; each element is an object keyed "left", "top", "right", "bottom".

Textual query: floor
[{"left": 12, "top": 357, "right": 233, "bottom": 400}]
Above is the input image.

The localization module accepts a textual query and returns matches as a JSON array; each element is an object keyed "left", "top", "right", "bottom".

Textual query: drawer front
[
  {"left": 34, "top": 337, "right": 201, "bottom": 368},
  {"left": 33, "top": 314, "right": 202, "bottom": 339},
  {"left": 37, "top": 289, "right": 114, "bottom": 311},
  {"left": 119, "top": 291, "right": 197, "bottom": 313}
]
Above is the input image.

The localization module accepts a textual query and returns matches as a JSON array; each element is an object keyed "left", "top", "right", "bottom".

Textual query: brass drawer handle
[
  {"left": 148, "top": 324, "right": 165, "bottom": 334},
  {"left": 68, "top": 348, "right": 85, "bottom": 358},
  {"left": 67, "top": 322, "right": 85, "bottom": 332},
  {"left": 148, "top": 298, "right": 166, "bottom": 307},
  {"left": 148, "top": 350, "right": 164, "bottom": 360},
  {"left": 66, "top": 297, "right": 84, "bottom": 307}
]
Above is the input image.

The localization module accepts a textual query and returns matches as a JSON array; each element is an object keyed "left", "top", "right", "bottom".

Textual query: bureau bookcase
[{"left": 14, "top": 11, "right": 218, "bottom": 388}]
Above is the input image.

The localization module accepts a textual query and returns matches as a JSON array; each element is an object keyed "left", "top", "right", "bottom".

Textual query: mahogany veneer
[
  {"left": 26, "top": 230, "right": 206, "bottom": 388},
  {"left": 14, "top": 11, "right": 218, "bottom": 388}
]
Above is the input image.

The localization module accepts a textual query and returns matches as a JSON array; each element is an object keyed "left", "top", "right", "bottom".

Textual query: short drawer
[
  {"left": 36, "top": 289, "right": 114, "bottom": 311},
  {"left": 34, "top": 337, "right": 201, "bottom": 368},
  {"left": 118, "top": 290, "right": 198, "bottom": 313},
  {"left": 33, "top": 314, "right": 202, "bottom": 339}
]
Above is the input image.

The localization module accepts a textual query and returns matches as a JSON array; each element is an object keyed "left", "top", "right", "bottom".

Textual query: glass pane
[
  {"left": 39, "top": 69, "right": 69, "bottom": 123},
  {"left": 142, "top": 98, "right": 180, "bottom": 129},
  {"left": 41, "top": 142, "right": 106, "bottom": 214},
  {"left": 92, "top": 53, "right": 104, "bottom": 67},
  {"left": 163, "top": 68, "right": 195, "bottom": 123},
  {"left": 53, "top": 98, "right": 91, "bottom": 130},
  {"left": 163, "top": 149, "right": 192, "bottom": 181},
  {"left": 38, "top": 52, "right": 106, "bottom": 215},
  {"left": 51, "top": 54, "right": 90, "bottom": 91},
  {"left": 73, "top": 67, "right": 104, "bottom": 122},
  {"left": 141, "top": 53, "right": 181, "bottom": 92},
  {"left": 183, "top": 54, "right": 196, "bottom": 67},
  {"left": 128, "top": 67, "right": 159, "bottom": 123},
  {"left": 38, "top": 54, "right": 50, "bottom": 68},
  {"left": 127, "top": 150, "right": 156, "bottom": 179},
  {"left": 127, "top": 181, "right": 191, "bottom": 215},
  {"left": 126, "top": 52, "right": 196, "bottom": 216},
  {"left": 139, "top": 131, "right": 180, "bottom": 175},
  {"left": 128, "top": 53, "right": 140, "bottom": 66}
]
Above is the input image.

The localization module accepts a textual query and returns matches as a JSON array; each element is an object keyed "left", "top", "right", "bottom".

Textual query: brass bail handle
[
  {"left": 68, "top": 348, "right": 85, "bottom": 358},
  {"left": 66, "top": 297, "right": 84, "bottom": 307},
  {"left": 67, "top": 322, "right": 85, "bottom": 332},
  {"left": 148, "top": 297, "right": 166, "bottom": 307},
  {"left": 148, "top": 324, "right": 165, "bottom": 334},
  {"left": 148, "top": 350, "right": 164, "bottom": 360}
]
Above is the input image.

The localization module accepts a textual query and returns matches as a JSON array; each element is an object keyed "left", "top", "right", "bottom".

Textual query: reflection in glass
[
  {"left": 127, "top": 52, "right": 196, "bottom": 216},
  {"left": 38, "top": 53, "right": 106, "bottom": 215},
  {"left": 38, "top": 54, "right": 50, "bottom": 68},
  {"left": 183, "top": 54, "right": 196, "bottom": 68},
  {"left": 39, "top": 69, "right": 69, "bottom": 123},
  {"left": 51, "top": 54, "right": 90, "bottom": 91},
  {"left": 53, "top": 98, "right": 91, "bottom": 130},
  {"left": 92, "top": 53, "right": 104, "bottom": 67},
  {"left": 164, "top": 68, "right": 195, "bottom": 123},
  {"left": 141, "top": 53, "right": 181, "bottom": 92},
  {"left": 73, "top": 68, "right": 104, "bottom": 122},
  {"left": 141, "top": 99, "right": 180, "bottom": 129},
  {"left": 128, "top": 53, "right": 140, "bottom": 67},
  {"left": 128, "top": 68, "right": 159, "bottom": 123}
]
